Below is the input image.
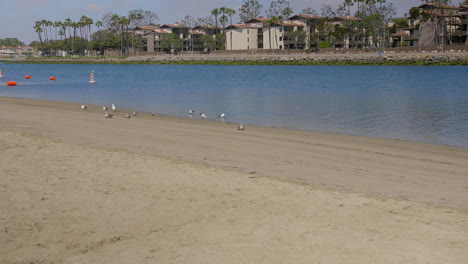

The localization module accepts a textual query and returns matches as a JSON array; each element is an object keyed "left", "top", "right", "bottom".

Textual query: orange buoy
[
  {"left": 6, "top": 81, "right": 17, "bottom": 86},
  {"left": 25, "top": 75, "right": 32, "bottom": 79},
  {"left": 50, "top": 76, "right": 57, "bottom": 81}
]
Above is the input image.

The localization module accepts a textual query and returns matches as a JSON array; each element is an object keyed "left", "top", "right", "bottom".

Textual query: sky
[{"left": 0, "top": 0, "right": 423, "bottom": 44}]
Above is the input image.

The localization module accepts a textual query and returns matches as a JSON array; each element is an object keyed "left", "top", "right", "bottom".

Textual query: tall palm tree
[
  {"left": 211, "top": 8, "right": 221, "bottom": 49},
  {"left": 226, "top": 8, "right": 236, "bottom": 50},
  {"left": 344, "top": 0, "right": 354, "bottom": 17},
  {"left": 264, "top": 16, "right": 283, "bottom": 51}
]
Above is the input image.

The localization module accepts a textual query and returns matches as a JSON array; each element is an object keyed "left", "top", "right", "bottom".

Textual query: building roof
[
  {"left": 330, "top": 16, "right": 361, "bottom": 21},
  {"left": 419, "top": 3, "right": 459, "bottom": 10},
  {"left": 244, "top": 17, "right": 269, "bottom": 23},
  {"left": 154, "top": 28, "right": 172, "bottom": 34},
  {"left": 161, "top": 24, "right": 188, "bottom": 28},
  {"left": 289, "top": 14, "right": 322, "bottom": 20},
  {"left": 192, "top": 25, "right": 220, "bottom": 30},
  {"left": 225, "top": 24, "right": 261, "bottom": 29},
  {"left": 134, "top": 25, "right": 158, "bottom": 30}
]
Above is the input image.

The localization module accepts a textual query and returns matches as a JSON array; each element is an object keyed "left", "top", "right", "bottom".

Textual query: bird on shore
[
  {"left": 152, "top": 112, "right": 156, "bottom": 116},
  {"left": 125, "top": 113, "right": 131, "bottom": 119},
  {"left": 102, "top": 105, "right": 108, "bottom": 111},
  {"left": 218, "top": 113, "right": 226, "bottom": 119},
  {"left": 238, "top": 124, "right": 245, "bottom": 131},
  {"left": 132, "top": 111, "right": 138, "bottom": 116},
  {"left": 104, "top": 112, "right": 113, "bottom": 118},
  {"left": 200, "top": 112, "right": 207, "bottom": 119},
  {"left": 111, "top": 104, "right": 116, "bottom": 111},
  {"left": 189, "top": 109, "right": 195, "bottom": 118},
  {"left": 81, "top": 104, "right": 87, "bottom": 110}
]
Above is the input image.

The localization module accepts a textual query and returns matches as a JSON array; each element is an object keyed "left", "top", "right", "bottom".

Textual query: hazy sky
[{"left": 0, "top": 0, "right": 423, "bottom": 44}]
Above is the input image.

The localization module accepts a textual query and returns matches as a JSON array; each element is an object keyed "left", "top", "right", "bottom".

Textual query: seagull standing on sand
[
  {"left": 125, "top": 113, "right": 131, "bottom": 119},
  {"left": 112, "top": 104, "right": 116, "bottom": 111},
  {"left": 189, "top": 109, "right": 195, "bottom": 118},
  {"left": 104, "top": 112, "right": 113, "bottom": 118},
  {"left": 218, "top": 113, "right": 226, "bottom": 119},
  {"left": 132, "top": 111, "right": 138, "bottom": 116},
  {"left": 200, "top": 112, "right": 207, "bottom": 119},
  {"left": 102, "top": 105, "right": 108, "bottom": 111},
  {"left": 81, "top": 104, "right": 87, "bottom": 110}
]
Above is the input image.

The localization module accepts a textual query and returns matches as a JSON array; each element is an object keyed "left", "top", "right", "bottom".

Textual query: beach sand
[{"left": 1, "top": 96, "right": 467, "bottom": 264}]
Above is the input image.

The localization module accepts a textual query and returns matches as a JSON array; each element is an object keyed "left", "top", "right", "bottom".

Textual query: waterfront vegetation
[
  {"left": 25, "top": 0, "right": 467, "bottom": 57},
  {"left": 3, "top": 56, "right": 468, "bottom": 66}
]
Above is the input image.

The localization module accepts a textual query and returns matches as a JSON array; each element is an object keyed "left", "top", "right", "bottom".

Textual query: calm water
[{"left": 1, "top": 63, "right": 467, "bottom": 148}]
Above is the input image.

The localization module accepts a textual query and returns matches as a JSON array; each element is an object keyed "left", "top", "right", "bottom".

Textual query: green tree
[
  {"left": 239, "top": 0, "right": 263, "bottom": 22},
  {"left": 266, "top": 0, "right": 291, "bottom": 17},
  {"left": 289, "top": 30, "right": 306, "bottom": 49},
  {"left": 161, "top": 33, "right": 183, "bottom": 53},
  {"left": 199, "top": 34, "right": 216, "bottom": 53}
]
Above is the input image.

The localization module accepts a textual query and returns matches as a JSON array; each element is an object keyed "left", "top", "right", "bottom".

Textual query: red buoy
[
  {"left": 6, "top": 81, "right": 17, "bottom": 86},
  {"left": 25, "top": 75, "right": 32, "bottom": 79},
  {"left": 50, "top": 76, "right": 57, "bottom": 81}
]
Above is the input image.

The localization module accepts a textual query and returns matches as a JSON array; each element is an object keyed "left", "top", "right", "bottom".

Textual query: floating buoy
[
  {"left": 25, "top": 75, "right": 32, "bottom": 79},
  {"left": 0, "top": 69, "right": 3, "bottom": 78},
  {"left": 89, "top": 70, "right": 96, "bottom": 84},
  {"left": 50, "top": 76, "right": 57, "bottom": 81},
  {"left": 6, "top": 81, "right": 17, "bottom": 86}
]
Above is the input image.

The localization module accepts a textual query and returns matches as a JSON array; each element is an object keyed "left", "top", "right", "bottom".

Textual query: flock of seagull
[{"left": 80, "top": 103, "right": 245, "bottom": 130}]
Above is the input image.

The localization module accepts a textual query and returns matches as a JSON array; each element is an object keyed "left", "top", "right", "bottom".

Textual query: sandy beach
[{"left": 1, "top": 96, "right": 467, "bottom": 264}]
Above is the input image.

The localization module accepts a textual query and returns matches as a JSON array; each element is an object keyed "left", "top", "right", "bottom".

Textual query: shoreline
[
  {"left": 1, "top": 96, "right": 467, "bottom": 209},
  {"left": 2, "top": 52, "right": 468, "bottom": 65},
  {"left": 1, "top": 96, "right": 468, "bottom": 263}
]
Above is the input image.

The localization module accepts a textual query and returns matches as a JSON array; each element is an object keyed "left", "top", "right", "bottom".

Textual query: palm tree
[
  {"left": 34, "top": 21, "right": 43, "bottom": 54},
  {"left": 211, "top": 8, "right": 221, "bottom": 49},
  {"left": 95, "top": 21, "right": 103, "bottom": 55},
  {"left": 118, "top": 16, "right": 130, "bottom": 56},
  {"left": 264, "top": 16, "right": 282, "bottom": 51},
  {"left": 271, "top": 16, "right": 283, "bottom": 50},
  {"left": 225, "top": 8, "right": 236, "bottom": 50},
  {"left": 344, "top": 0, "right": 354, "bottom": 17}
]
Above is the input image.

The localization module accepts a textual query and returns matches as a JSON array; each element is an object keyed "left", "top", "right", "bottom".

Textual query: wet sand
[{"left": 1, "top": 96, "right": 467, "bottom": 263}]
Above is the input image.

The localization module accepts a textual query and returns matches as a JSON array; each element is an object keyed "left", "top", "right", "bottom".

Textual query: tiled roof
[
  {"left": 161, "top": 24, "right": 187, "bottom": 28},
  {"left": 419, "top": 3, "right": 459, "bottom": 9},
  {"left": 290, "top": 14, "right": 322, "bottom": 20},
  {"left": 193, "top": 25, "right": 220, "bottom": 29},
  {"left": 244, "top": 17, "right": 269, "bottom": 23},
  {"left": 330, "top": 16, "right": 361, "bottom": 21},
  {"left": 135, "top": 25, "right": 158, "bottom": 30},
  {"left": 225, "top": 24, "right": 261, "bottom": 29}
]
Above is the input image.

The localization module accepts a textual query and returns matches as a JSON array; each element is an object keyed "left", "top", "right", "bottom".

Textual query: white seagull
[
  {"left": 125, "top": 113, "right": 131, "bottom": 119},
  {"left": 111, "top": 104, "right": 116, "bottom": 111},
  {"left": 218, "top": 113, "right": 226, "bottom": 119},
  {"left": 81, "top": 104, "right": 87, "bottom": 110},
  {"left": 189, "top": 109, "right": 195, "bottom": 118},
  {"left": 104, "top": 112, "right": 113, "bottom": 118},
  {"left": 152, "top": 112, "right": 156, "bottom": 116},
  {"left": 132, "top": 111, "right": 138, "bottom": 116},
  {"left": 200, "top": 113, "right": 207, "bottom": 119},
  {"left": 102, "top": 105, "right": 108, "bottom": 111}
]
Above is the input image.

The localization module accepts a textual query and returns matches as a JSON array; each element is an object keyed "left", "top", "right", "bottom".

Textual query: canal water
[{"left": 1, "top": 63, "right": 467, "bottom": 147}]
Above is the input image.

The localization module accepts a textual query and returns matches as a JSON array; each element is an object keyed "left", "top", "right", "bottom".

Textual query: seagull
[
  {"left": 125, "top": 113, "right": 131, "bottom": 119},
  {"left": 104, "top": 112, "right": 113, "bottom": 118},
  {"left": 102, "top": 106, "right": 108, "bottom": 111},
  {"left": 200, "top": 113, "right": 207, "bottom": 119},
  {"left": 238, "top": 124, "right": 245, "bottom": 131},
  {"left": 152, "top": 112, "right": 156, "bottom": 116},
  {"left": 189, "top": 109, "right": 195, "bottom": 115},
  {"left": 81, "top": 104, "right": 87, "bottom": 110},
  {"left": 132, "top": 111, "right": 138, "bottom": 116},
  {"left": 218, "top": 113, "right": 226, "bottom": 119},
  {"left": 111, "top": 104, "right": 116, "bottom": 111}
]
